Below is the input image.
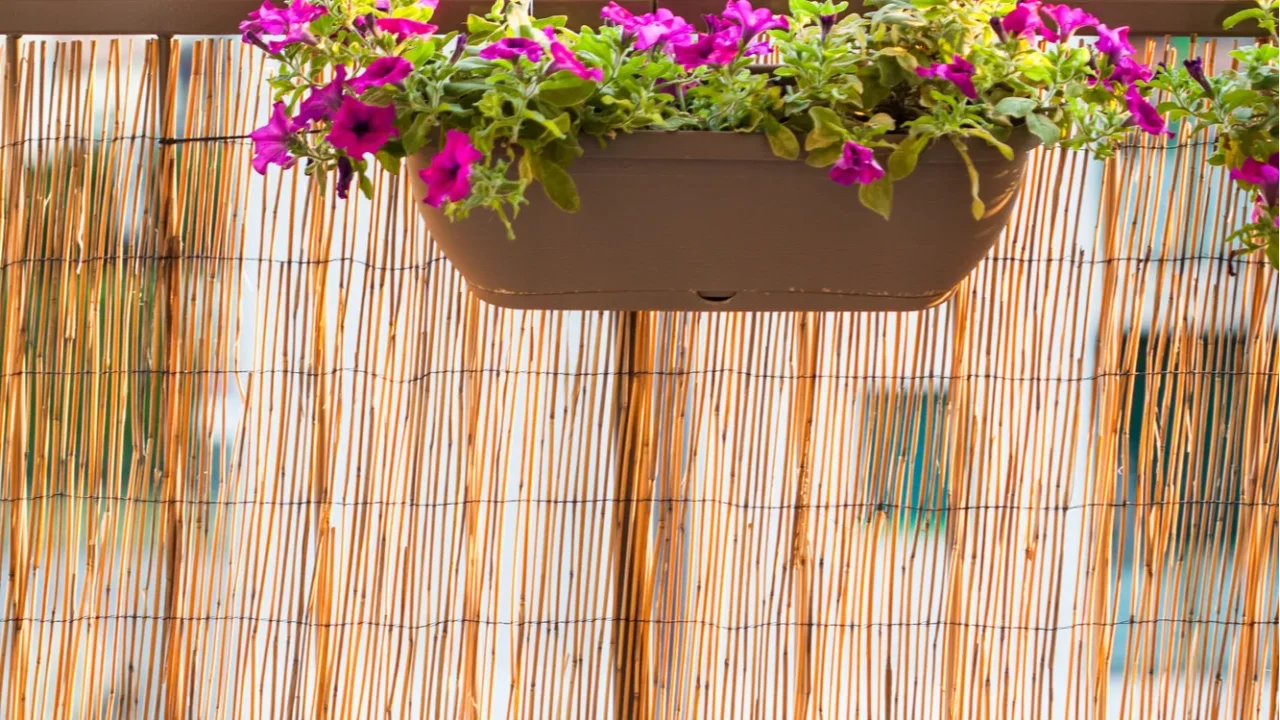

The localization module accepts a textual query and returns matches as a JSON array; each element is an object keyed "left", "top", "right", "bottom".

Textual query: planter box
[{"left": 409, "top": 131, "right": 1036, "bottom": 312}]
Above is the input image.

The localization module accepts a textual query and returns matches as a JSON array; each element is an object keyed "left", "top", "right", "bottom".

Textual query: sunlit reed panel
[{"left": 0, "top": 35, "right": 1275, "bottom": 720}]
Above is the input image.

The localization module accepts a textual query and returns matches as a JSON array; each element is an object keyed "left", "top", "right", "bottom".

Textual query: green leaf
[
  {"left": 950, "top": 138, "right": 984, "bottom": 221},
  {"left": 993, "top": 97, "right": 1038, "bottom": 118},
  {"left": 966, "top": 129, "right": 1014, "bottom": 160},
  {"left": 466, "top": 13, "right": 501, "bottom": 35},
  {"left": 401, "top": 116, "right": 432, "bottom": 155},
  {"left": 531, "top": 154, "right": 580, "bottom": 213},
  {"left": 887, "top": 136, "right": 925, "bottom": 180},
  {"left": 806, "top": 107, "right": 846, "bottom": 150},
  {"left": 538, "top": 71, "right": 598, "bottom": 106},
  {"left": 868, "top": 113, "right": 896, "bottom": 131},
  {"left": 804, "top": 142, "right": 844, "bottom": 168},
  {"left": 763, "top": 119, "right": 800, "bottom": 160},
  {"left": 358, "top": 174, "right": 375, "bottom": 201},
  {"left": 858, "top": 178, "right": 894, "bottom": 220},
  {"left": 1266, "top": 238, "right": 1278, "bottom": 269},
  {"left": 1025, "top": 113, "right": 1061, "bottom": 147},
  {"left": 523, "top": 109, "right": 566, "bottom": 138},
  {"left": 375, "top": 151, "right": 401, "bottom": 176},
  {"left": 1222, "top": 7, "right": 1266, "bottom": 29}
]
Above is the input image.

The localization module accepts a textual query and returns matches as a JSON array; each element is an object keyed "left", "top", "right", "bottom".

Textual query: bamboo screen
[{"left": 0, "top": 35, "right": 1276, "bottom": 720}]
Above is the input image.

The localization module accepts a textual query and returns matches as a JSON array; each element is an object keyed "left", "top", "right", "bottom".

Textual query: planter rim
[{"left": 550, "top": 128, "right": 1037, "bottom": 164}]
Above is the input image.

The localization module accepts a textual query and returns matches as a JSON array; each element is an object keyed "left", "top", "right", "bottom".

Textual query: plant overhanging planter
[{"left": 410, "top": 130, "right": 1037, "bottom": 312}]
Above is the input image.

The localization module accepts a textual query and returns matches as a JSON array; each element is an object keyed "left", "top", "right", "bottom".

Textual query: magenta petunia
[
  {"left": 671, "top": 27, "right": 741, "bottom": 69},
  {"left": 1041, "top": 3, "right": 1097, "bottom": 41},
  {"left": 916, "top": 55, "right": 978, "bottom": 100},
  {"left": 239, "top": 0, "right": 325, "bottom": 52},
  {"left": 375, "top": 18, "right": 438, "bottom": 40},
  {"left": 1095, "top": 24, "right": 1134, "bottom": 63},
  {"left": 1001, "top": 1, "right": 1045, "bottom": 38},
  {"left": 633, "top": 9, "right": 696, "bottom": 51},
  {"left": 295, "top": 65, "right": 348, "bottom": 125},
  {"left": 1108, "top": 56, "right": 1152, "bottom": 85},
  {"left": 249, "top": 102, "right": 299, "bottom": 174},
  {"left": 829, "top": 141, "right": 885, "bottom": 186},
  {"left": 721, "top": 0, "right": 788, "bottom": 39},
  {"left": 327, "top": 97, "right": 398, "bottom": 157},
  {"left": 348, "top": 57, "right": 413, "bottom": 94},
  {"left": 420, "top": 130, "right": 484, "bottom": 207},
  {"left": 376, "top": 0, "right": 439, "bottom": 8},
  {"left": 479, "top": 37, "right": 544, "bottom": 63},
  {"left": 601, "top": 1, "right": 640, "bottom": 30},
  {"left": 1230, "top": 155, "right": 1280, "bottom": 208},
  {"left": 1124, "top": 84, "right": 1169, "bottom": 136},
  {"left": 545, "top": 30, "right": 604, "bottom": 81}
]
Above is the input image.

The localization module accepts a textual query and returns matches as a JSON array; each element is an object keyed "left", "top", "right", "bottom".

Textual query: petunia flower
[
  {"left": 348, "top": 57, "right": 413, "bottom": 94},
  {"left": 249, "top": 102, "right": 299, "bottom": 174},
  {"left": 544, "top": 29, "right": 604, "bottom": 81},
  {"left": 601, "top": 1, "right": 640, "bottom": 30},
  {"left": 294, "top": 65, "right": 347, "bottom": 125},
  {"left": 1184, "top": 57, "right": 1213, "bottom": 94},
  {"left": 819, "top": 13, "right": 837, "bottom": 40},
  {"left": 1230, "top": 154, "right": 1280, "bottom": 207},
  {"left": 1040, "top": 4, "right": 1097, "bottom": 41},
  {"left": 1095, "top": 24, "right": 1134, "bottom": 63},
  {"left": 374, "top": 18, "right": 438, "bottom": 40},
  {"left": 721, "top": 0, "right": 788, "bottom": 39},
  {"left": 633, "top": 10, "right": 696, "bottom": 51},
  {"left": 376, "top": 0, "right": 439, "bottom": 8},
  {"left": 1108, "top": 56, "right": 1152, "bottom": 85},
  {"left": 1124, "top": 84, "right": 1169, "bottom": 136},
  {"left": 671, "top": 27, "right": 742, "bottom": 70},
  {"left": 916, "top": 55, "right": 978, "bottom": 100},
  {"left": 479, "top": 37, "right": 544, "bottom": 63},
  {"left": 1252, "top": 195, "right": 1279, "bottom": 228},
  {"left": 1001, "top": 1, "right": 1045, "bottom": 39},
  {"left": 829, "top": 141, "right": 885, "bottom": 186},
  {"left": 335, "top": 156, "right": 354, "bottom": 200},
  {"left": 239, "top": 0, "right": 325, "bottom": 52},
  {"left": 420, "top": 130, "right": 484, "bottom": 207},
  {"left": 327, "top": 97, "right": 398, "bottom": 157}
]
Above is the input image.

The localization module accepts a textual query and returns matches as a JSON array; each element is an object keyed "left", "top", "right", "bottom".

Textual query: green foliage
[{"left": 1149, "top": 0, "right": 1278, "bottom": 266}]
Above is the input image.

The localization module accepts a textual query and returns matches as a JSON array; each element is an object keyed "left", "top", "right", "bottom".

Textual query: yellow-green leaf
[
  {"left": 764, "top": 120, "right": 800, "bottom": 160},
  {"left": 858, "top": 178, "right": 894, "bottom": 220}
]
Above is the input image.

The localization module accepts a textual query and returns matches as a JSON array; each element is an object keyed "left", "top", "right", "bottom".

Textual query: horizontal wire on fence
[
  {"left": 2, "top": 367, "right": 1276, "bottom": 383},
  {"left": 0, "top": 615, "right": 1272, "bottom": 632},
  {"left": 2, "top": 492, "right": 1274, "bottom": 512}
]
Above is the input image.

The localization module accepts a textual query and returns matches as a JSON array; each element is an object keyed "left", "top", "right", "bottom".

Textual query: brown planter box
[{"left": 409, "top": 131, "right": 1036, "bottom": 312}]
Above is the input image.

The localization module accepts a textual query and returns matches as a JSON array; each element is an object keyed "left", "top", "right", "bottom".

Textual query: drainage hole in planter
[{"left": 696, "top": 291, "right": 738, "bottom": 304}]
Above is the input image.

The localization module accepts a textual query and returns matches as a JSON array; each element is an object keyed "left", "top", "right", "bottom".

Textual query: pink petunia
[
  {"left": 249, "top": 101, "right": 299, "bottom": 174},
  {"left": 327, "top": 97, "right": 398, "bottom": 157},
  {"left": 348, "top": 57, "right": 413, "bottom": 94},
  {"left": 375, "top": 18, "right": 438, "bottom": 40},
  {"left": 420, "top": 130, "right": 484, "bottom": 207},
  {"left": 916, "top": 55, "right": 978, "bottom": 100},
  {"left": 295, "top": 65, "right": 348, "bottom": 125},
  {"left": 829, "top": 141, "right": 885, "bottom": 186}
]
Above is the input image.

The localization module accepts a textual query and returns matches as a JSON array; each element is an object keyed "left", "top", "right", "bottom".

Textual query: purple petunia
[
  {"left": 601, "top": 1, "right": 640, "bottom": 31},
  {"left": 1041, "top": 3, "right": 1098, "bottom": 41},
  {"left": 249, "top": 102, "right": 299, "bottom": 174},
  {"left": 420, "top": 130, "right": 485, "bottom": 207},
  {"left": 1231, "top": 154, "right": 1280, "bottom": 207},
  {"left": 374, "top": 18, "right": 438, "bottom": 41},
  {"left": 335, "top": 156, "right": 354, "bottom": 200},
  {"left": 916, "top": 55, "right": 978, "bottom": 100},
  {"left": 671, "top": 27, "right": 742, "bottom": 70},
  {"left": 239, "top": 0, "right": 326, "bottom": 52},
  {"left": 1108, "top": 56, "right": 1152, "bottom": 85},
  {"left": 721, "top": 0, "right": 788, "bottom": 39},
  {"left": 1001, "top": 1, "right": 1045, "bottom": 39},
  {"left": 294, "top": 65, "right": 347, "bottom": 125},
  {"left": 1124, "top": 84, "right": 1169, "bottom": 136},
  {"left": 633, "top": 9, "right": 696, "bottom": 51},
  {"left": 348, "top": 57, "right": 413, "bottom": 94},
  {"left": 376, "top": 0, "right": 439, "bottom": 8},
  {"left": 829, "top": 141, "right": 885, "bottom": 186},
  {"left": 1184, "top": 57, "right": 1213, "bottom": 94},
  {"left": 1095, "top": 24, "right": 1134, "bottom": 63},
  {"left": 479, "top": 37, "right": 545, "bottom": 63},
  {"left": 327, "top": 97, "right": 398, "bottom": 157},
  {"left": 544, "top": 29, "right": 604, "bottom": 81}
]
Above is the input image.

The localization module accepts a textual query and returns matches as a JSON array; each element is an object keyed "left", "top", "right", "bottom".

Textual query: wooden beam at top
[{"left": 0, "top": 0, "right": 1262, "bottom": 38}]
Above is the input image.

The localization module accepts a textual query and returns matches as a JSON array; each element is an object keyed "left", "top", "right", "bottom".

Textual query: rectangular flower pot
[{"left": 409, "top": 130, "right": 1036, "bottom": 312}]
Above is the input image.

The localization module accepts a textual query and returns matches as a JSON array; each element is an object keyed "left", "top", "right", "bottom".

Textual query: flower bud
[
  {"left": 1184, "top": 57, "right": 1213, "bottom": 95},
  {"left": 820, "top": 14, "right": 837, "bottom": 40},
  {"left": 989, "top": 17, "right": 1009, "bottom": 43},
  {"left": 450, "top": 33, "right": 468, "bottom": 64}
]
